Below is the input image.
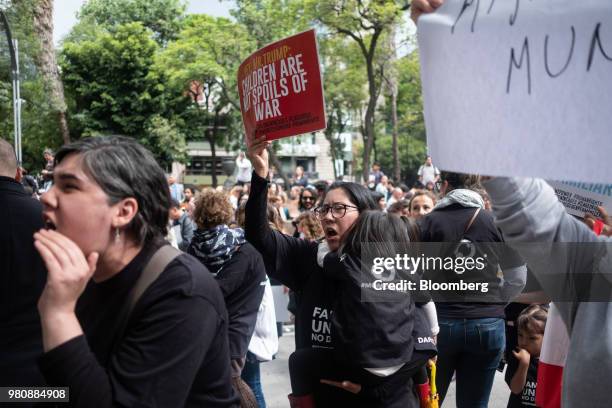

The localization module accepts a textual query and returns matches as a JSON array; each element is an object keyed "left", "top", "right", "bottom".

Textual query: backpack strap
[
  {"left": 463, "top": 208, "right": 481, "bottom": 235},
  {"left": 108, "top": 245, "right": 181, "bottom": 363},
  {"left": 126, "top": 245, "right": 181, "bottom": 315}
]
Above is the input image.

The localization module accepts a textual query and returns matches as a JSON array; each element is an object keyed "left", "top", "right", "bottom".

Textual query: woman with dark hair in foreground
[{"left": 35, "top": 136, "right": 237, "bottom": 407}]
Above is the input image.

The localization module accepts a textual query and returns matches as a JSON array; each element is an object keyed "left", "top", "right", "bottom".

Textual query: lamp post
[{"left": 0, "top": 10, "right": 21, "bottom": 165}]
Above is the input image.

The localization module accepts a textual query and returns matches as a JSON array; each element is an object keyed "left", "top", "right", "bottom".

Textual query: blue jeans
[
  {"left": 241, "top": 352, "right": 266, "bottom": 408},
  {"left": 436, "top": 317, "right": 505, "bottom": 408}
]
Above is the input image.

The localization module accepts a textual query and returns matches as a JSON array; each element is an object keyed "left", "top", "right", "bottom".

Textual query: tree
[
  {"left": 0, "top": 0, "right": 64, "bottom": 171},
  {"left": 232, "top": 0, "right": 310, "bottom": 48},
  {"left": 31, "top": 0, "right": 70, "bottom": 144},
  {"left": 305, "top": 0, "right": 411, "bottom": 182},
  {"left": 159, "top": 14, "right": 254, "bottom": 110},
  {"left": 396, "top": 50, "right": 425, "bottom": 145},
  {"left": 156, "top": 15, "right": 254, "bottom": 186},
  {"left": 60, "top": 22, "right": 184, "bottom": 165},
  {"left": 379, "top": 50, "right": 427, "bottom": 184},
  {"left": 383, "top": 25, "right": 400, "bottom": 182},
  {"left": 372, "top": 132, "right": 426, "bottom": 185},
  {"left": 319, "top": 36, "right": 367, "bottom": 179},
  {"left": 144, "top": 115, "right": 187, "bottom": 165},
  {"left": 77, "top": 0, "right": 187, "bottom": 44}
]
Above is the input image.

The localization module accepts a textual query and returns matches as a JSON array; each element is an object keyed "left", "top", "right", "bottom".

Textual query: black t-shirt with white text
[{"left": 505, "top": 357, "right": 539, "bottom": 408}]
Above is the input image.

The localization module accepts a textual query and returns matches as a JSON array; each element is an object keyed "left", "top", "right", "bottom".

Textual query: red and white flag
[{"left": 536, "top": 303, "right": 569, "bottom": 408}]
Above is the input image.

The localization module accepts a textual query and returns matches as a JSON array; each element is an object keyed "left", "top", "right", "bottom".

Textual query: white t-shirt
[
  {"left": 418, "top": 164, "right": 440, "bottom": 185},
  {"left": 236, "top": 157, "right": 253, "bottom": 182}
]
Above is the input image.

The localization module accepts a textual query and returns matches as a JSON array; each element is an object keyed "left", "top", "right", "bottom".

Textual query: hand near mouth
[{"left": 34, "top": 229, "right": 98, "bottom": 317}]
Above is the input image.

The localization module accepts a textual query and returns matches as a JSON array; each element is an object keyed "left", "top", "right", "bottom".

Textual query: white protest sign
[
  {"left": 418, "top": 1, "right": 612, "bottom": 183},
  {"left": 547, "top": 180, "right": 612, "bottom": 218}
]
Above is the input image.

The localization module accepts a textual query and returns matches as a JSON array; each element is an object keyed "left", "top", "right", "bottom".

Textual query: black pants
[{"left": 289, "top": 348, "right": 429, "bottom": 408}]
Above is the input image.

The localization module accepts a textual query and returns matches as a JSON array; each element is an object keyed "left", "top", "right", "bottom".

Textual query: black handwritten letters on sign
[
  {"left": 416, "top": 0, "right": 612, "bottom": 183},
  {"left": 450, "top": 0, "right": 612, "bottom": 94}
]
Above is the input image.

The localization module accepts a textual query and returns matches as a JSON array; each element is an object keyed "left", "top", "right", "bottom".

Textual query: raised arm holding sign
[{"left": 238, "top": 29, "right": 326, "bottom": 141}]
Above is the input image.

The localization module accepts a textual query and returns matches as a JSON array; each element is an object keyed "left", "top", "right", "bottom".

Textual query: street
[{"left": 261, "top": 326, "right": 511, "bottom": 408}]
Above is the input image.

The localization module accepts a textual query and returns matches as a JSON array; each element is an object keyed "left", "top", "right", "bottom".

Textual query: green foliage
[
  {"left": 376, "top": 50, "right": 427, "bottom": 183},
  {"left": 61, "top": 22, "right": 159, "bottom": 135},
  {"left": 320, "top": 36, "right": 367, "bottom": 127},
  {"left": 77, "top": 0, "right": 187, "bottom": 44},
  {"left": 378, "top": 51, "right": 426, "bottom": 153},
  {"left": 305, "top": 0, "right": 408, "bottom": 45},
  {"left": 375, "top": 132, "right": 426, "bottom": 185},
  {"left": 61, "top": 22, "right": 185, "bottom": 164},
  {"left": 0, "top": 77, "right": 63, "bottom": 171},
  {"left": 0, "top": 0, "right": 429, "bottom": 179},
  {"left": 143, "top": 115, "right": 187, "bottom": 167},
  {"left": 396, "top": 51, "right": 425, "bottom": 142},
  {"left": 157, "top": 14, "right": 253, "bottom": 106},
  {"left": 232, "top": 0, "right": 311, "bottom": 48},
  {"left": 156, "top": 14, "right": 253, "bottom": 150},
  {"left": 303, "top": 0, "right": 411, "bottom": 180},
  {"left": 319, "top": 36, "right": 367, "bottom": 166},
  {"left": 0, "top": 0, "right": 64, "bottom": 171}
]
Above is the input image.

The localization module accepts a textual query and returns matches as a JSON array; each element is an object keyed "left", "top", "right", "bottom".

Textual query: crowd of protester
[
  {"left": 2, "top": 2, "right": 612, "bottom": 408},
  {"left": 2, "top": 128, "right": 611, "bottom": 408}
]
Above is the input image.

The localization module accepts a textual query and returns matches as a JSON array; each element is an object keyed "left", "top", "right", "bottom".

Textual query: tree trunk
[
  {"left": 208, "top": 132, "right": 218, "bottom": 188},
  {"left": 360, "top": 29, "right": 382, "bottom": 183},
  {"left": 58, "top": 111, "right": 70, "bottom": 143},
  {"left": 327, "top": 136, "right": 339, "bottom": 180},
  {"left": 387, "top": 27, "right": 401, "bottom": 183},
  {"left": 209, "top": 109, "right": 221, "bottom": 188},
  {"left": 362, "top": 56, "right": 377, "bottom": 183},
  {"left": 330, "top": 138, "right": 339, "bottom": 180},
  {"left": 325, "top": 109, "right": 339, "bottom": 180},
  {"left": 391, "top": 84, "right": 400, "bottom": 182},
  {"left": 32, "top": 0, "right": 70, "bottom": 144}
]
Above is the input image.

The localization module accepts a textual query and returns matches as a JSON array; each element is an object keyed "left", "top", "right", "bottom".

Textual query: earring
[{"left": 114, "top": 228, "right": 121, "bottom": 244}]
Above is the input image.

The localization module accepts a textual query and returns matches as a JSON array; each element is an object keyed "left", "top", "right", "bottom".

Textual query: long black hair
[
  {"left": 323, "top": 181, "right": 378, "bottom": 213},
  {"left": 342, "top": 210, "right": 413, "bottom": 259}
]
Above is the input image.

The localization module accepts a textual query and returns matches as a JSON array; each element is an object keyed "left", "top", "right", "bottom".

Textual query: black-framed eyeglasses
[
  {"left": 301, "top": 196, "right": 315, "bottom": 201},
  {"left": 314, "top": 203, "right": 359, "bottom": 219}
]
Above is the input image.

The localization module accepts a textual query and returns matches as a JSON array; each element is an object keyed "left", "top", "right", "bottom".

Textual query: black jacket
[
  {"left": 0, "top": 176, "right": 46, "bottom": 387},
  {"left": 245, "top": 172, "right": 434, "bottom": 407},
  {"left": 419, "top": 203, "right": 524, "bottom": 319},
  {"left": 323, "top": 251, "right": 416, "bottom": 368},
  {"left": 189, "top": 239, "right": 266, "bottom": 360},
  {"left": 39, "top": 243, "right": 238, "bottom": 407}
]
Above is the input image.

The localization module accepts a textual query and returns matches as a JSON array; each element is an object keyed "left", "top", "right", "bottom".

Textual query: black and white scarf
[{"left": 190, "top": 225, "right": 246, "bottom": 275}]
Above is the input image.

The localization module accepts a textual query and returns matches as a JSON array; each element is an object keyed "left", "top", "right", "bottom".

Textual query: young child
[
  {"left": 288, "top": 211, "right": 436, "bottom": 407},
  {"left": 505, "top": 304, "right": 548, "bottom": 408}
]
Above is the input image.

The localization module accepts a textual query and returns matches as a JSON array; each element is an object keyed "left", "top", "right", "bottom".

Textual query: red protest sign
[{"left": 237, "top": 29, "right": 326, "bottom": 141}]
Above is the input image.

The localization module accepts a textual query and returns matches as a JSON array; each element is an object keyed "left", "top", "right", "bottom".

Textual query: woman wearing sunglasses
[{"left": 245, "top": 136, "right": 434, "bottom": 407}]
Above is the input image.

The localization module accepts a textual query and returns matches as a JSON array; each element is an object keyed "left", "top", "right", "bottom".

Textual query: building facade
[{"left": 173, "top": 131, "right": 353, "bottom": 187}]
